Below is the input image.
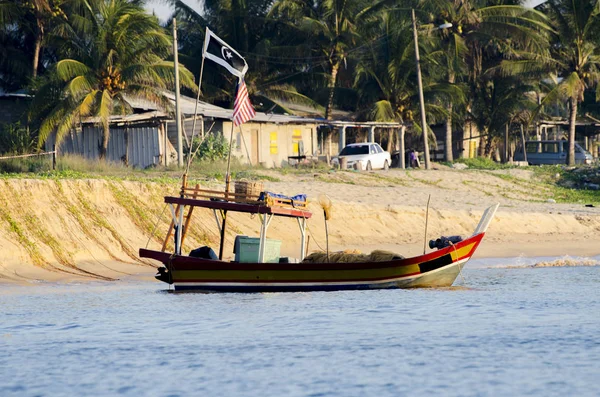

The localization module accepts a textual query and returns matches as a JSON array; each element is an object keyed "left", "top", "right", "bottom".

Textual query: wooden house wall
[{"left": 222, "top": 121, "right": 318, "bottom": 168}]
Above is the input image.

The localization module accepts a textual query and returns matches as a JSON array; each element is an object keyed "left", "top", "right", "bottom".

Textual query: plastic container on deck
[{"left": 234, "top": 236, "right": 282, "bottom": 263}]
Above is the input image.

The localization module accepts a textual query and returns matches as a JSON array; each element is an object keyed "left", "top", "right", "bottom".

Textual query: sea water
[{"left": 1, "top": 257, "right": 600, "bottom": 397}]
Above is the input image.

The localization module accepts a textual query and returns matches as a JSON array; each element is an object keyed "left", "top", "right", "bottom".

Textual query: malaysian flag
[{"left": 233, "top": 79, "right": 256, "bottom": 126}]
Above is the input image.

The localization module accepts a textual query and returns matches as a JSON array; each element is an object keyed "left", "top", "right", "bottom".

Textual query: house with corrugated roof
[
  {"left": 43, "top": 93, "right": 323, "bottom": 168},
  {"left": 42, "top": 91, "right": 409, "bottom": 168}
]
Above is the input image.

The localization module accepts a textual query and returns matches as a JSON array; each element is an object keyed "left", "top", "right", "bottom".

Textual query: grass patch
[
  {"left": 362, "top": 172, "right": 409, "bottom": 187},
  {"left": 0, "top": 188, "right": 47, "bottom": 269},
  {"left": 3, "top": 181, "right": 113, "bottom": 280},
  {"left": 405, "top": 171, "right": 446, "bottom": 188},
  {"left": 73, "top": 186, "right": 143, "bottom": 263},
  {"left": 451, "top": 157, "right": 515, "bottom": 170},
  {"left": 107, "top": 181, "right": 164, "bottom": 240}
]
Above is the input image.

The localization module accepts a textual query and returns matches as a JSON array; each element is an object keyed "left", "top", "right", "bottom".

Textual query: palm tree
[
  {"left": 498, "top": 0, "right": 600, "bottom": 165},
  {"left": 269, "top": 0, "right": 369, "bottom": 120},
  {"left": 0, "top": 0, "right": 69, "bottom": 80},
  {"left": 164, "top": 0, "right": 320, "bottom": 114},
  {"left": 420, "top": 0, "right": 551, "bottom": 161},
  {"left": 32, "top": 0, "right": 196, "bottom": 159},
  {"left": 534, "top": 0, "right": 600, "bottom": 165},
  {"left": 0, "top": 0, "right": 48, "bottom": 85},
  {"left": 354, "top": 3, "right": 463, "bottom": 160}
]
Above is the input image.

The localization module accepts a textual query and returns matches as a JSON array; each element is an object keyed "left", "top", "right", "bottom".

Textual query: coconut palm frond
[
  {"left": 495, "top": 57, "right": 555, "bottom": 78},
  {"left": 97, "top": 89, "right": 112, "bottom": 130},
  {"left": 369, "top": 100, "right": 395, "bottom": 122},
  {"left": 56, "top": 59, "right": 91, "bottom": 82},
  {"left": 37, "top": 105, "right": 68, "bottom": 148},
  {"left": 261, "top": 87, "right": 324, "bottom": 111}
]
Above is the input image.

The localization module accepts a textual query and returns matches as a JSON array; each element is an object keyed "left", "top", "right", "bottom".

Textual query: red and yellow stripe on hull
[{"left": 139, "top": 233, "right": 484, "bottom": 292}]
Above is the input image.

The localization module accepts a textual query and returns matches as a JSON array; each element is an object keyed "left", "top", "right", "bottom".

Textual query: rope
[
  {"left": 145, "top": 203, "right": 169, "bottom": 249},
  {"left": 0, "top": 150, "right": 56, "bottom": 160}
]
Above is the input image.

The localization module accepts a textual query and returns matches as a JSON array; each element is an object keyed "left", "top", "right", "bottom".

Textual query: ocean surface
[{"left": 1, "top": 256, "right": 600, "bottom": 397}]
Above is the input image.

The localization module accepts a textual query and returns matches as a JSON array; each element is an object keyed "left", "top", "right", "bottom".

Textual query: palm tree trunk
[
  {"left": 567, "top": 96, "right": 577, "bottom": 166},
  {"left": 100, "top": 123, "right": 110, "bottom": 160},
  {"left": 484, "top": 135, "right": 494, "bottom": 158},
  {"left": 32, "top": 25, "right": 43, "bottom": 78},
  {"left": 520, "top": 124, "right": 527, "bottom": 164},
  {"left": 387, "top": 128, "right": 394, "bottom": 152},
  {"left": 445, "top": 103, "right": 453, "bottom": 162},
  {"left": 325, "top": 61, "right": 340, "bottom": 120},
  {"left": 478, "top": 130, "right": 487, "bottom": 157},
  {"left": 444, "top": 73, "right": 455, "bottom": 162},
  {"left": 504, "top": 123, "right": 509, "bottom": 163}
]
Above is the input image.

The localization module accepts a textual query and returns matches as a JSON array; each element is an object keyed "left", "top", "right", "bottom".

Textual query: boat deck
[{"left": 165, "top": 196, "right": 313, "bottom": 219}]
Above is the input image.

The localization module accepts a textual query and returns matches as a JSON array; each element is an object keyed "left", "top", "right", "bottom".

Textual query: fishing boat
[
  {"left": 139, "top": 181, "right": 499, "bottom": 292},
  {"left": 142, "top": 28, "right": 498, "bottom": 292}
]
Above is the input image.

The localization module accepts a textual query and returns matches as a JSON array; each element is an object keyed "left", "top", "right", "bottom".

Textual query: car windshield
[{"left": 340, "top": 146, "right": 369, "bottom": 156}]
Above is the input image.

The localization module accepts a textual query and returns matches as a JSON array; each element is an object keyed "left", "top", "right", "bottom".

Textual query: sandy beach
[{"left": 1, "top": 167, "right": 599, "bottom": 284}]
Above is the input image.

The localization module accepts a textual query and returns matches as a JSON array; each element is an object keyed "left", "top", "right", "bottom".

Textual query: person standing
[{"left": 410, "top": 149, "right": 419, "bottom": 168}]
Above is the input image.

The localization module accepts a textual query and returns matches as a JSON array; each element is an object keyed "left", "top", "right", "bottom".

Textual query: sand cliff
[{"left": 1, "top": 168, "right": 599, "bottom": 283}]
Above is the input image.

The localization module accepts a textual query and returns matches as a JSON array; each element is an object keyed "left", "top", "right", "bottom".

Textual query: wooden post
[
  {"left": 173, "top": 18, "right": 183, "bottom": 167},
  {"left": 520, "top": 124, "right": 528, "bottom": 164},
  {"left": 218, "top": 210, "right": 228, "bottom": 260},
  {"left": 52, "top": 144, "right": 57, "bottom": 170},
  {"left": 399, "top": 126, "right": 406, "bottom": 169},
  {"left": 180, "top": 184, "right": 200, "bottom": 248},
  {"left": 161, "top": 206, "right": 178, "bottom": 252},
  {"left": 504, "top": 124, "right": 509, "bottom": 163}
]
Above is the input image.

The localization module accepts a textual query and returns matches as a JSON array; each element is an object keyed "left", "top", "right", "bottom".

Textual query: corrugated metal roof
[
  {"left": 82, "top": 111, "right": 169, "bottom": 125},
  {"left": 119, "top": 92, "right": 324, "bottom": 125},
  {"left": 0, "top": 89, "right": 32, "bottom": 98},
  {"left": 87, "top": 92, "right": 405, "bottom": 128}
]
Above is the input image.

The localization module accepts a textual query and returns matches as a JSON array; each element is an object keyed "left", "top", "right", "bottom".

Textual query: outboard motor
[{"left": 429, "top": 235, "right": 463, "bottom": 250}]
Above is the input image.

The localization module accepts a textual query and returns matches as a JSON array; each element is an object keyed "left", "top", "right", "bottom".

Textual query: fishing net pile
[{"left": 302, "top": 249, "right": 405, "bottom": 263}]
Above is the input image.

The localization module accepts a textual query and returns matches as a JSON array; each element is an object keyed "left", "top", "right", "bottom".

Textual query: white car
[{"left": 333, "top": 143, "right": 391, "bottom": 170}]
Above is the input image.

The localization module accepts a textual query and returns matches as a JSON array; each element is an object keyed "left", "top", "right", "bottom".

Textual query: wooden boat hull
[{"left": 139, "top": 233, "right": 485, "bottom": 292}]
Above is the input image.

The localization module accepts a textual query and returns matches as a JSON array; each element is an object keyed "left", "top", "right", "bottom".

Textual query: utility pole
[
  {"left": 173, "top": 18, "right": 183, "bottom": 167},
  {"left": 412, "top": 9, "right": 431, "bottom": 169}
]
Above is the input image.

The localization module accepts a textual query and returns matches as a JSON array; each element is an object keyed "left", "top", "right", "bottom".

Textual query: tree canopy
[{"left": 1, "top": 0, "right": 598, "bottom": 164}]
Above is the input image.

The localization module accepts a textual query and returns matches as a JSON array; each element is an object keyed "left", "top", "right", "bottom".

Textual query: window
[
  {"left": 340, "top": 145, "right": 369, "bottom": 155},
  {"left": 370, "top": 145, "right": 377, "bottom": 154},
  {"left": 525, "top": 142, "right": 540, "bottom": 153},
  {"left": 375, "top": 144, "right": 383, "bottom": 153},
  {"left": 542, "top": 143, "right": 559, "bottom": 153}
]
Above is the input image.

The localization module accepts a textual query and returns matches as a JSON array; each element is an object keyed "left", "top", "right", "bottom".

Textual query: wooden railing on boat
[
  {"left": 180, "top": 185, "right": 308, "bottom": 209},
  {"left": 161, "top": 183, "right": 310, "bottom": 253}
]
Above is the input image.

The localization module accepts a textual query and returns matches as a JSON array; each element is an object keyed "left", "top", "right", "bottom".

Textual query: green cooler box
[{"left": 234, "top": 236, "right": 282, "bottom": 263}]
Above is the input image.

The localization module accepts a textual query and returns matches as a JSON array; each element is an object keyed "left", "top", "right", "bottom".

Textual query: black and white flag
[{"left": 202, "top": 28, "right": 248, "bottom": 79}]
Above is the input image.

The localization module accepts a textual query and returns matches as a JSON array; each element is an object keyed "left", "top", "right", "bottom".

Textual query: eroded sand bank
[{"left": 1, "top": 168, "right": 599, "bottom": 284}]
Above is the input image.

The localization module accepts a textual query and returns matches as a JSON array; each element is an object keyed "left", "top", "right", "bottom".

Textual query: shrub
[
  {"left": 453, "top": 157, "right": 514, "bottom": 170},
  {"left": 187, "top": 133, "right": 229, "bottom": 162},
  {"left": 0, "top": 122, "right": 36, "bottom": 154}
]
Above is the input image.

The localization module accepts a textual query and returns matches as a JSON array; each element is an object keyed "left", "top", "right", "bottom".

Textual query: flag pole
[
  {"left": 173, "top": 18, "right": 183, "bottom": 168},
  {"left": 185, "top": 30, "right": 209, "bottom": 175},
  {"left": 224, "top": 120, "right": 235, "bottom": 198},
  {"left": 225, "top": 81, "right": 238, "bottom": 197}
]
